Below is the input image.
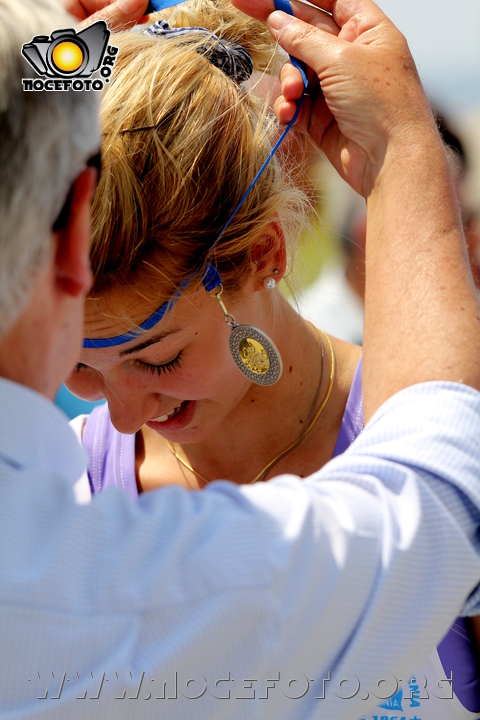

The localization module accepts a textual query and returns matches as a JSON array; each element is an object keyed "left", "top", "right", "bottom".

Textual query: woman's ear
[
  {"left": 250, "top": 221, "right": 287, "bottom": 291},
  {"left": 53, "top": 166, "right": 96, "bottom": 298}
]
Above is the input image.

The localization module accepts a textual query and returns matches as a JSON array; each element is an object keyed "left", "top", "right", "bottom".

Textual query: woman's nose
[{"left": 103, "top": 385, "right": 160, "bottom": 435}]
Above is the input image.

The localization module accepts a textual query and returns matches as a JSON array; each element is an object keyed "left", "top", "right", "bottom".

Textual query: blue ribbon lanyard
[{"left": 146, "top": 0, "right": 187, "bottom": 11}]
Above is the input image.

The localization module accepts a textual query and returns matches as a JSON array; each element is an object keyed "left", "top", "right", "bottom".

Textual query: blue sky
[{"left": 375, "top": 0, "right": 480, "bottom": 113}]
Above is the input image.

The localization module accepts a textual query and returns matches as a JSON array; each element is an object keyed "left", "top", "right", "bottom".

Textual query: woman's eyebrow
[{"left": 118, "top": 328, "right": 181, "bottom": 357}]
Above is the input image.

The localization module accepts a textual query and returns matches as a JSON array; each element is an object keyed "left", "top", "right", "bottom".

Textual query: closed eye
[
  {"left": 74, "top": 351, "right": 183, "bottom": 377},
  {"left": 134, "top": 351, "right": 183, "bottom": 376}
]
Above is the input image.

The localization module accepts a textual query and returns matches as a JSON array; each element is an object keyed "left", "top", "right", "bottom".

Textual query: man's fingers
[
  {"left": 230, "top": 0, "right": 271, "bottom": 21},
  {"left": 232, "top": 0, "right": 339, "bottom": 33},
  {"left": 280, "top": 63, "right": 304, "bottom": 101},
  {"left": 267, "top": 12, "right": 344, "bottom": 78},
  {"left": 287, "top": 1, "right": 340, "bottom": 36},
  {"left": 273, "top": 92, "right": 313, "bottom": 133},
  {"left": 273, "top": 91, "right": 333, "bottom": 149},
  {"left": 280, "top": 61, "right": 321, "bottom": 102},
  {"left": 232, "top": 0, "right": 334, "bottom": 22},
  {"left": 78, "top": 0, "right": 150, "bottom": 29},
  {"left": 274, "top": 95, "right": 300, "bottom": 126},
  {"left": 64, "top": 1, "right": 112, "bottom": 20}
]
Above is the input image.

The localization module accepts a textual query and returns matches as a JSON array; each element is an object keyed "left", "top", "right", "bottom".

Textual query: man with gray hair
[
  {"left": 0, "top": 1, "right": 98, "bottom": 335},
  {"left": 2, "top": 1, "right": 480, "bottom": 719}
]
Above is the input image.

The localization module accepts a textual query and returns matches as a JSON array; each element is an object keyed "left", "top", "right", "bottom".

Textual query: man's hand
[
  {"left": 64, "top": 0, "right": 150, "bottom": 30},
  {"left": 231, "top": 0, "right": 433, "bottom": 198},
  {"left": 234, "top": 0, "right": 480, "bottom": 414}
]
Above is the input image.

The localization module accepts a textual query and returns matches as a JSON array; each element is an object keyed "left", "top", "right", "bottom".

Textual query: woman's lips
[
  {"left": 146, "top": 400, "right": 196, "bottom": 432},
  {"left": 151, "top": 403, "right": 184, "bottom": 423}
]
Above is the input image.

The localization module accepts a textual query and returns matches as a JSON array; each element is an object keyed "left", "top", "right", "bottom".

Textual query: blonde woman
[
  {"left": 66, "top": 1, "right": 480, "bottom": 717},
  {"left": 68, "top": 0, "right": 363, "bottom": 494}
]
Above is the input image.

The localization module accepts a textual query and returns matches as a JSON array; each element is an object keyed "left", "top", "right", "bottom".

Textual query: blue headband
[
  {"left": 83, "top": 263, "right": 221, "bottom": 349},
  {"left": 84, "top": 0, "right": 307, "bottom": 349}
]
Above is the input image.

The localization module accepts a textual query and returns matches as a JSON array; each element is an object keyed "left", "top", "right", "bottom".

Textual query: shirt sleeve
[{"left": 3, "top": 382, "right": 480, "bottom": 720}]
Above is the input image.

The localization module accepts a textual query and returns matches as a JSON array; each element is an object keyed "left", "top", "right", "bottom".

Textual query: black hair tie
[{"left": 145, "top": 20, "right": 254, "bottom": 83}]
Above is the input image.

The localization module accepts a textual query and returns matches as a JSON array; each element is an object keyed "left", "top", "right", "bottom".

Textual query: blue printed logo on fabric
[{"left": 378, "top": 687, "right": 403, "bottom": 712}]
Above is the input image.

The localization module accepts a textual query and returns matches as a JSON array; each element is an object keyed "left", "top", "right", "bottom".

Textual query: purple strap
[
  {"left": 82, "top": 404, "right": 138, "bottom": 500},
  {"left": 333, "top": 356, "right": 364, "bottom": 458},
  {"left": 437, "top": 617, "right": 480, "bottom": 712}
]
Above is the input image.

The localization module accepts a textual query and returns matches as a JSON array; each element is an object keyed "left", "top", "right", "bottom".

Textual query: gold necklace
[{"left": 166, "top": 329, "right": 336, "bottom": 486}]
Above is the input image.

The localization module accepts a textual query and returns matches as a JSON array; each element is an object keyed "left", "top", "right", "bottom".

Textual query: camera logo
[{"left": 22, "top": 21, "right": 118, "bottom": 92}]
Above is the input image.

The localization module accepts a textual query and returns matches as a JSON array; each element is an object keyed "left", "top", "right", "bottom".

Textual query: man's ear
[
  {"left": 53, "top": 167, "right": 96, "bottom": 298},
  {"left": 250, "top": 221, "right": 287, "bottom": 290}
]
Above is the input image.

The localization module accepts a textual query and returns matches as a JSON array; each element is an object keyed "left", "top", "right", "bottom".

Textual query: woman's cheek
[{"left": 64, "top": 371, "right": 105, "bottom": 402}]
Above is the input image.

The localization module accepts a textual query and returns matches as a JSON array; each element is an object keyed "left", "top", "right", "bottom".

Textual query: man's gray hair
[{"left": 0, "top": 0, "right": 100, "bottom": 337}]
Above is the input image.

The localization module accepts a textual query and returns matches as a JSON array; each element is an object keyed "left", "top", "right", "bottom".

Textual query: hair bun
[{"left": 145, "top": 20, "right": 254, "bottom": 83}]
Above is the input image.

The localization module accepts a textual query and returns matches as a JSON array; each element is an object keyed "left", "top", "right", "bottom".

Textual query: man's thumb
[
  {"left": 80, "top": 0, "right": 149, "bottom": 30},
  {"left": 266, "top": 11, "right": 339, "bottom": 77}
]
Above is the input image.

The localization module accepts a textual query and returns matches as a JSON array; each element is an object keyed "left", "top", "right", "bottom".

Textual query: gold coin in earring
[{"left": 229, "top": 325, "right": 283, "bottom": 385}]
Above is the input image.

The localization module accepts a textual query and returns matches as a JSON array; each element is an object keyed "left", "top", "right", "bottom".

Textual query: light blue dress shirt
[{"left": 1, "top": 376, "right": 480, "bottom": 720}]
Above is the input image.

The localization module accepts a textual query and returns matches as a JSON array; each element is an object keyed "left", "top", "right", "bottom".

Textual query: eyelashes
[
  {"left": 135, "top": 351, "right": 183, "bottom": 376},
  {"left": 74, "top": 351, "right": 184, "bottom": 377}
]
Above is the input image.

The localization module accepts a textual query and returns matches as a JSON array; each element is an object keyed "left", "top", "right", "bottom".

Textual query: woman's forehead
[
  {"left": 83, "top": 283, "right": 214, "bottom": 341},
  {"left": 83, "top": 289, "right": 172, "bottom": 340}
]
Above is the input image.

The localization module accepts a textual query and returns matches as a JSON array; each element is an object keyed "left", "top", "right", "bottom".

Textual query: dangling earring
[{"left": 212, "top": 285, "right": 283, "bottom": 386}]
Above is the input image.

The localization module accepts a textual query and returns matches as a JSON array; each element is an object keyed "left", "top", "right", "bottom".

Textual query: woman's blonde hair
[{"left": 90, "top": 0, "right": 309, "bottom": 313}]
